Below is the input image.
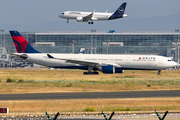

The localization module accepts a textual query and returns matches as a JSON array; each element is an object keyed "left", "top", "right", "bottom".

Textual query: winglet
[
  {"left": 47, "top": 54, "right": 54, "bottom": 59},
  {"left": 79, "top": 48, "right": 85, "bottom": 54}
]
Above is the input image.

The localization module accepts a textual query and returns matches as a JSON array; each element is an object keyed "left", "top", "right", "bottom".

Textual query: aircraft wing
[
  {"left": 47, "top": 54, "right": 121, "bottom": 68},
  {"left": 83, "top": 10, "right": 95, "bottom": 22}
]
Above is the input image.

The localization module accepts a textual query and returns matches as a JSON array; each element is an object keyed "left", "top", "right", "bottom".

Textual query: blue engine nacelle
[{"left": 101, "top": 65, "right": 115, "bottom": 74}]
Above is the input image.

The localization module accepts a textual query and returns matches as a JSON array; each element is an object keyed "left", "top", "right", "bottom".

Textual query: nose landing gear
[{"left": 157, "top": 70, "right": 161, "bottom": 75}]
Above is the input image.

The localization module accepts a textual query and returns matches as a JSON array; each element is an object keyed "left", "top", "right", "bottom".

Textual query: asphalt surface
[{"left": 0, "top": 90, "right": 180, "bottom": 100}]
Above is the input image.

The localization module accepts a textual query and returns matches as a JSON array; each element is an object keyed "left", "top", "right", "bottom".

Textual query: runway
[{"left": 0, "top": 90, "right": 180, "bottom": 100}]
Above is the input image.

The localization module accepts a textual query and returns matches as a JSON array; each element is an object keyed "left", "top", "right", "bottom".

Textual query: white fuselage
[
  {"left": 15, "top": 53, "right": 177, "bottom": 70},
  {"left": 59, "top": 11, "right": 127, "bottom": 21}
]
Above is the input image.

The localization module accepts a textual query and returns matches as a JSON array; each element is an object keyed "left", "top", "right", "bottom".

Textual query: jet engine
[
  {"left": 76, "top": 17, "right": 84, "bottom": 22},
  {"left": 101, "top": 65, "right": 115, "bottom": 74},
  {"left": 91, "top": 17, "right": 98, "bottom": 21},
  {"left": 115, "top": 68, "right": 124, "bottom": 73}
]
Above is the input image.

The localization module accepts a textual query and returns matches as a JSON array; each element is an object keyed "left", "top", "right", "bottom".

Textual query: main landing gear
[
  {"left": 83, "top": 66, "right": 99, "bottom": 75},
  {"left": 88, "top": 21, "right": 94, "bottom": 24},
  {"left": 157, "top": 70, "right": 161, "bottom": 75},
  {"left": 83, "top": 71, "right": 99, "bottom": 75},
  {"left": 67, "top": 19, "right": 69, "bottom": 23}
]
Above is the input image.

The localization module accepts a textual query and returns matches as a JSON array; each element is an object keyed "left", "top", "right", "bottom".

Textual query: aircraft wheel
[
  {"left": 83, "top": 72, "right": 99, "bottom": 75},
  {"left": 88, "top": 22, "right": 91, "bottom": 24},
  {"left": 91, "top": 22, "right": 94, "bottom": 24},
  {"left": 157, "top": 70, "right": 161, "bottom": 75},
  {"left": 93, "top": 72, "right": 99, "bottom": 74},
  {"left": 83, "top": 72, "right": 89, "bottom": 75}
]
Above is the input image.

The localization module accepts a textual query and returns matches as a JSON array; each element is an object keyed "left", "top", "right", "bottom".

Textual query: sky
[{"left": 0, "top": 0, "right": 180, "bottom": 33}]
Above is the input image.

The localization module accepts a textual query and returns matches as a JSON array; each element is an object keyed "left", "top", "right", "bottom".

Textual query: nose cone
[
  {"left": 59, "top": 14, "right": 64, "bottom": 18},
  {"left": 173, "top": 62, "right": 178, "bottom": 67},
  {"left": 59, "top": 12, "right": 65, "bottom": 18},
  {"left": 59, "top": 15, "right": 62, "bottom": 18}
]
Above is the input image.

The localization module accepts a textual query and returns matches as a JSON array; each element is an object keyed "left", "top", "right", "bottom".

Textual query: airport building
[{"left": 1, "top": 31, "right": 180, "bottom": 63}]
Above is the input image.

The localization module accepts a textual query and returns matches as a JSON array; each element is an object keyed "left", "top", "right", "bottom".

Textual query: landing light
[{"left": 123, "top": 14, "right": 128, "bottom": 17}]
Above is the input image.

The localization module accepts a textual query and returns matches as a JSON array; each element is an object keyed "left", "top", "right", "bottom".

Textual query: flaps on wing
[{"left": 47, "top": 54, "right": 121, "bottom": 68}]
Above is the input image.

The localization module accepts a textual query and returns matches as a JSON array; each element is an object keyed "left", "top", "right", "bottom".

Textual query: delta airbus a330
[
  {"left": 59, "top": 2, "right": 128, "bottom": 24},
  {"left": 9, "top": 30, "right": 177, "bottom": 75}
]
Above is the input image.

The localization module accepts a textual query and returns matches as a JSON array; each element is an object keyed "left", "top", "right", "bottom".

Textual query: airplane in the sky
[
  {"left": 59, "top": 2, "right": 128, "bottom": 24},
  {"left": 9, "top": 30, "right": 177, "bottom": 75}
]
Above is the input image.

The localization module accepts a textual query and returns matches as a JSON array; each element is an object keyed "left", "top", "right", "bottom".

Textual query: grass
[
  {"left": 0, "top": 69, "right": 180, "bottom": 81},
  {"left": 0, "top": 98, "right": 180, "bottom": 113},
  {"left": 0, "top": 69, "right": 180, "bottom": 94},
  {"left": 83, "top": 107, "right": 95, "bottom": 112},
  {"left": 0, "top": 69, "right": 180, "bottom": 114}
]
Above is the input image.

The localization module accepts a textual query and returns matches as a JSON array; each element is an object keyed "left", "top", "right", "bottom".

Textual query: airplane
[
  {"left": 59, "top": 2, "right": 128, "bottom": 24},
  {"left": 79, "top": 48, "right": 85, "bottom": 54},
  {"left": 9, "top": 30, "right": 177, "bottom": 75}
]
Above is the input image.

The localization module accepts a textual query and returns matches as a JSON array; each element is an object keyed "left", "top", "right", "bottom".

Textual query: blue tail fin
[
  {"left": 9, "top": 30, "right": 40, "bottom": 53},
  {"left": 108, "top": 2, "right": 127, "bottom": 20}
]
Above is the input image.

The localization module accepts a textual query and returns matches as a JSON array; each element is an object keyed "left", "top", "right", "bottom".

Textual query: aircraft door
[
  {"left": 126, "top": 57, "right": 131, "bottom": 64},
  {"left": 158, "top": 58, "right": 163, "bottom": 65},
  {"left": 156, "top": 57, "right": 163, "bottom": 69},
  {"left": 38, "top": 55, "right": 44, "bottom": 64}
]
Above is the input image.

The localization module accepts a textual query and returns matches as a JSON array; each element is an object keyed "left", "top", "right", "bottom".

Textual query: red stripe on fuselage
[{"left": 12, "top": 36, "right": 28, "bottom": 53}]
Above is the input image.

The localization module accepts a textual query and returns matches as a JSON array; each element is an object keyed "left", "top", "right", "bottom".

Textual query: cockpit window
[
  {"left": 62, "top": 13, "right": 64, "bottom": 15},
  {"left": 168, "top": 59, "right": 172, "bottom": 62}
]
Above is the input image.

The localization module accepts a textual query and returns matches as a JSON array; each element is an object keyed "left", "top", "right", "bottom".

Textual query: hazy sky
[{"left": 0, "top": 0, "right": 180, "bottom": 33}]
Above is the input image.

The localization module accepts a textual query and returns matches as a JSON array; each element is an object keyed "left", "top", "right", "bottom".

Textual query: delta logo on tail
[{"left": 9, "top": 31, "right": 40, "bottom": 53}]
